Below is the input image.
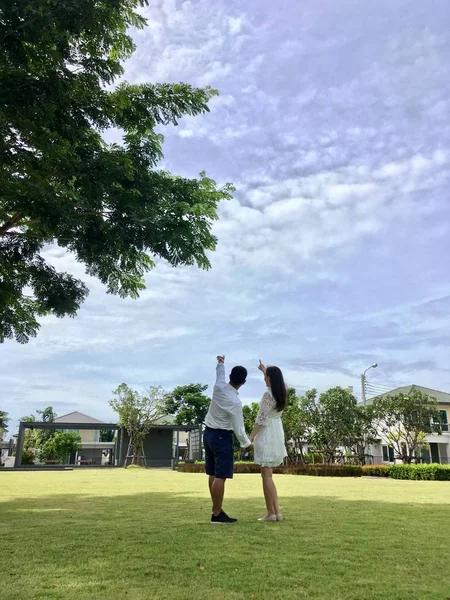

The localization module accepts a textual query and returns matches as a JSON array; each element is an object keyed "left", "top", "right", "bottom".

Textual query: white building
[{"left": 366, "top": 385, "right": 450, "bottom": 465}]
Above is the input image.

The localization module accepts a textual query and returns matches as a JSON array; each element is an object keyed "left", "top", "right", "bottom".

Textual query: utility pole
[
  {"left": 361, "top": 363, "right": 378, "bottom": 404},
  {"left": 361, "top": 374, "right": 366, "bottom": 404}
]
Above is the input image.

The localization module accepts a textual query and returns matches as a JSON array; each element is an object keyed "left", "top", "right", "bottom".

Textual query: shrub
[
  {"left": 362, "top": 465, "right": 391, "bottom": 477},
  {"left": 178, "top": 461, "right": 362, "bottom": 477},
  {"left": 304, "top": 452, "right": 324, "bottom": 464},
  {"left": 361, "top": 463, "right": 450, "bottom": 480},
  {"left": 389, "top": 464, "right": 450, "bottom": 481},
  {"left": 21, "top": 448, "right": 35, "bottom": 465}
]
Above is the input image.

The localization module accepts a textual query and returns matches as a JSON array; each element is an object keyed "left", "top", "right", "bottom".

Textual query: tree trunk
[{"left": 130, "top": 433, "right": 143, "bottom": 465}]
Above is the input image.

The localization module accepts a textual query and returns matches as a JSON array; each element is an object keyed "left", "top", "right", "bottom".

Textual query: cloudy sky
[{"left": 2, "top": 0, "right": 450, "bottom": 430}]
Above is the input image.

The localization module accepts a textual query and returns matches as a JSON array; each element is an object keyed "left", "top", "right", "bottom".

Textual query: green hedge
[
  {"left": 178, "top": 461, "right": 362, "bottom": 477},
  {"left": 390, "top": 464, "right": 450, "bottom": 481},
  {"left": 362, "top": 463, "right": 450, "bottom": 481},
  {"left": 362, "top": 465, "right": 391, "bottom": 477}
]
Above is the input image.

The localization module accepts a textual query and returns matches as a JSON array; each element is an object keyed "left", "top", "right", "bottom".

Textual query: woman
[{"left": 250, "top": 360, "right": 288, "bottom": 522}]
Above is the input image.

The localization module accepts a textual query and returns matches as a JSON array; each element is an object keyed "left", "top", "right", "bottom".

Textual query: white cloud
[{"left": 2, "top": 0, "right": 450, "bottom": 428}]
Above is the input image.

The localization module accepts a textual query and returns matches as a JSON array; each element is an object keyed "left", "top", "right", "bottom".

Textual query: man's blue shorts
[{"left": 203, "top": 426, "right": 234, "bottom": 479}]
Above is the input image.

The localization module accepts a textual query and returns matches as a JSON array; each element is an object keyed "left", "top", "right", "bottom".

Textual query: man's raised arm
[{"left": 215, "top": 355, "right": 226, "bottom": 386}]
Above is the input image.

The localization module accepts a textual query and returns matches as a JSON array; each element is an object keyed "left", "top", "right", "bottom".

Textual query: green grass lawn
[{"left": 1, "top": 469, "right": 450, "bottom": 600}]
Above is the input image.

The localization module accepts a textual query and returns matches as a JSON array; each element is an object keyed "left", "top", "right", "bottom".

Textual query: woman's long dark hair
[{"left": 266, "top": 366, "right": 287, "bottom": 412}]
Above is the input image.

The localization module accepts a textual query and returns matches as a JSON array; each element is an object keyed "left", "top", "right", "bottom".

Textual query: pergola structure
[{"left": 14, "top": 421, "right": 202, "bottom": 468}]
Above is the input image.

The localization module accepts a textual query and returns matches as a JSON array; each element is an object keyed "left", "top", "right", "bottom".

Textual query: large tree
[
  {"left": 163, "top": 383, "right": 211, "bottom": 426},
  {"left": 110, "top": 383, "right": 166, "bottom": 466},
  {"left": 344, "top": 403, "right": 378, "bottom": 465},
  {"left": 0, "top": 0, "right": 233, "bottom": 343},
  {"left": 302, "top": 387, "right": 361, "bottom": 464},
  {"left": 282, "top": 388, "right": 310, "bottom": 464},
  {"left": 371, "top": 390, "right": 442, "bottom": 464}
]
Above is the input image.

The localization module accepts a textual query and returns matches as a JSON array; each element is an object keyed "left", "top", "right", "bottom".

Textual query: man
[{"left": 203, "top": 355, "right": 253, "bottom": 524}]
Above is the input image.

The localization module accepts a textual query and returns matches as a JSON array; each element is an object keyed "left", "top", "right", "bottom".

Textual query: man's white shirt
[{"left": 205, "top": 362, "right": 251, "bottom": 448}]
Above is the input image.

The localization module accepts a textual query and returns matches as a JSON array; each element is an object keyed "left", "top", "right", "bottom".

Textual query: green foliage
[
  {"left": 372, "top": 390, "right": 442, "bottom": 464},
  {"left": 302, "top": 387, "right": 365, "bottom": 464},
  {"left": 20, "top": 407, "right": 57, "bottom": 453},
  {"left": 389, "top": 464, "right": 450, "bottom": 481},
  {"left": 232, "top": 402, "right": 259, "bottom": 458},
  {"left": 0, "top": 409, "right": 8, "bottom": 441},
  {"left": 178, "top": 462, "right": 362, "bottom": 477},
  {"left": 163, "top": 384, "right": 210, "bottom": 426},
  {"left": 35, "top": 406, "right": 57, "bottom": 447},
  {"left": 345, "top": 404, "right": 378, "bottom": 465},
  {"left": 37, "top": 406, "right": 57, "bottom": 423},
  {"left": 362, "top": 465, "right": 392, "bottom": 477},
  {"left": 243, "top": 402, "right": 260, "bottom": 434},
  {"left": 362, "top": 464, "right": 450, "bottom": 480},
  {"left": 21, "top": 447, "right": 36, "bottom": 466},
  {"left": 100, "top": 430, "right": 115, "bottom": 442},
  {"left": 110, "top": 383, "right": 165, "bottom": 465},
  {"left": 39, "top": 432, "right": 81, "bottom": 464},
  {"left": 304, "top": 452, "right": 324, "bottom": 464},
  {"left": 0, "top": 0, "right": 234, "bottom": 343},
  {"left": 20, "top": 414, "right": 38, "bottom": 451},
  {"left": 281, "top": 388, "right": 309, "bottom": 463}
]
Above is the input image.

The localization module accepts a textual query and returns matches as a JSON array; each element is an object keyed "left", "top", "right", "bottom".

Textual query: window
[
  {"left": 56, "top": 428, "right": 79, "bottom": 435},
  {"left": 432, "top": 410, "right": 449, "bottom": 432},
  {"left": 382, "top": 445, "right": 394, "bottom": 462}
]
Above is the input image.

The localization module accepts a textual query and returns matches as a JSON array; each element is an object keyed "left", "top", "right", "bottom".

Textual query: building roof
[
  {"left": 156, "top": 414, "right": 175, "bottom": 425},
  {"left": 371, "top": 385, "right": 450, "bottom": 404},
  {"left": 54, "top": 411, "right": 105, "bottom": 424}
]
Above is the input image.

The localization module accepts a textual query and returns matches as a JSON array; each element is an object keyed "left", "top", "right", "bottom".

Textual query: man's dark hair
[{"left": 230, "top": 366, "right": 247, "bottom": 386}]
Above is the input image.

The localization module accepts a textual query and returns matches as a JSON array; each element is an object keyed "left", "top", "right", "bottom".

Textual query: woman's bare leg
[
  {"left": 261, "top": 467, "right": 278, "bottom": 516},
  {"left": 272, "top": 477, "right": 280, "bottom": 515}
]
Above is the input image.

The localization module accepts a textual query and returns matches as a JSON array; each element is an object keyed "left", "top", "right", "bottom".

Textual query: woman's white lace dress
[{"left": 254, "top": 388, "right": 287, "bottom": 468}]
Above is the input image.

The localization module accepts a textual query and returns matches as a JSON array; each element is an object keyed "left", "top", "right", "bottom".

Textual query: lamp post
[{"left": 361, "top": 363, "right": 378, "bottom": 404}]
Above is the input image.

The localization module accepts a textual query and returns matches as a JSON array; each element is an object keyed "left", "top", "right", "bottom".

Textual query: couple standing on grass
[{"left": 203, "top": 355, "right": 287, "bottom": 524}]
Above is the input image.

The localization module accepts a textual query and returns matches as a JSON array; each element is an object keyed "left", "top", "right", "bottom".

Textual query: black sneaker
[{"left": 210, "top": 510, "right": 237, "bottom": 525}]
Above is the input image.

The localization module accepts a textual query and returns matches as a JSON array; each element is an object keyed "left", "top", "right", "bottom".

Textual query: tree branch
[
  {"left": 0, "top": 212, "right": 24, "bottom": 235},
  {"left": 0, "top": 1, "right": 65, "bottom": 44}
]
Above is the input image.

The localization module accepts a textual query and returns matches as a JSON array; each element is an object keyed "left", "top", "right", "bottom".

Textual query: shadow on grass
[{"left": 2, "top": 488, "right": 450, "bottom": 600}]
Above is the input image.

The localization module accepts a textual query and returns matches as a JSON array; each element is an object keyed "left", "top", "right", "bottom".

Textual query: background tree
[
  {"left": 39, "top": 432, "right": 82, "bottom": 464},
  {"left": 19, "top": 415, "right": 37, "bottom": 464},
  {"left": 372, "top": 390, "right": 442, "bottom": 464},
  {"left": 100, "top": 430, "right": 115, "bottom": 443},
  {"left": 163, "top": 384, "right": 210, "bottom": 426},
  {"left": 232, "top": 402, "right": 259, "bottom": 458},
  {"left": 303, "top": 387, "right": 360, "bottom": 464},
  {"left": 19, "top": 408, "right": 57, "bottom": 464},
  {"left": 0, "top": 410, "right": 8, "bottom": 441},
  {"left": 344, "top": 404, "right": 378, "bottom": 465},
  {"left": 35, "top": 406, "right": 57, "bottom": 448},
  {"left": 110, "top": 383, "right": 166, "bottom": 466},
  {"left": 0, "top": 0, "right": 234, "bottom": 343},
  {"left": 282, "top": 388, "right": 310, "bottom": 464},
  {"left": 243, "top": 403, "right": 260, "bottom": 434}
]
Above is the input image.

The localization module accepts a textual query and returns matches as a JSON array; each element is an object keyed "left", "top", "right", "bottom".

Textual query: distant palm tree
[{"left": 0, "top": 410, "right": 8, "bottom": 437}]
